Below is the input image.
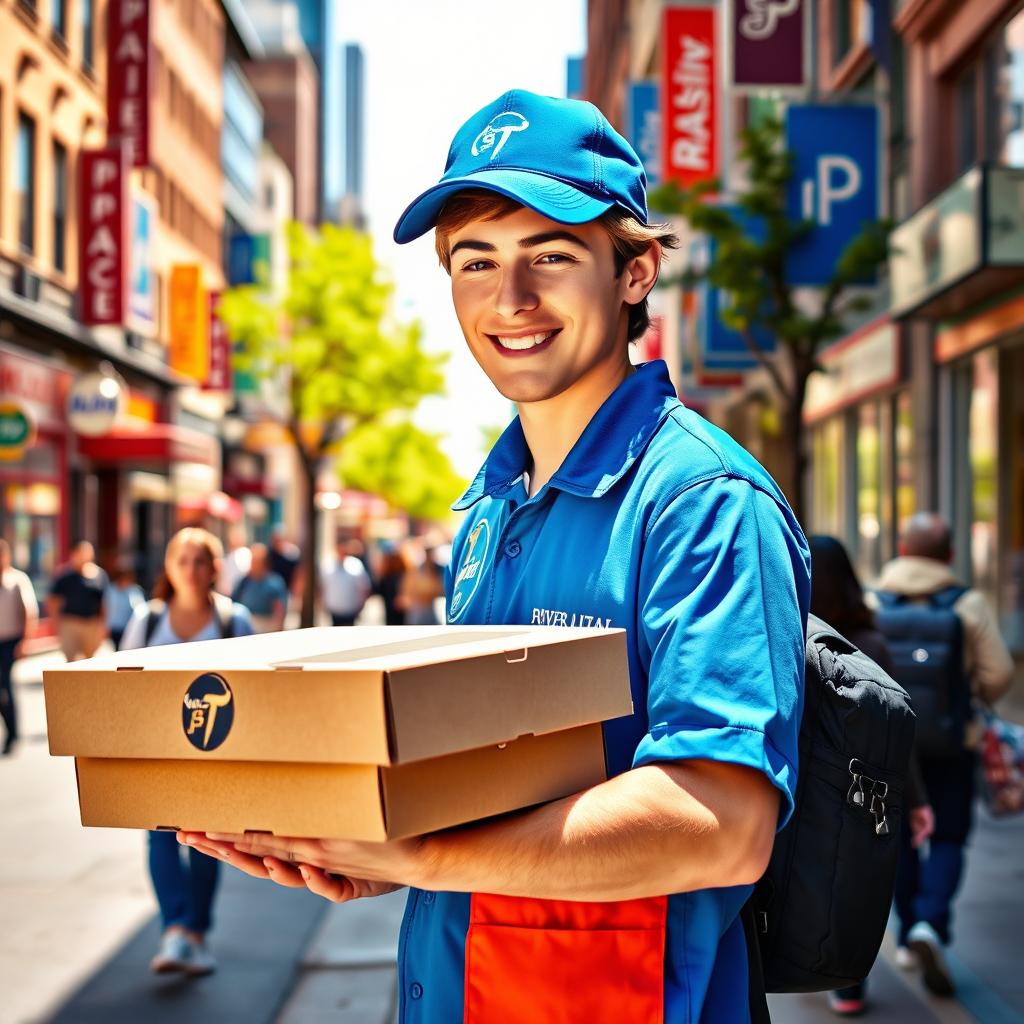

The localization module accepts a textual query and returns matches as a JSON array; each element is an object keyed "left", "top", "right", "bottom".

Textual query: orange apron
[{"left": 464, "top": 893, "right": 668, "bottom": 1023}]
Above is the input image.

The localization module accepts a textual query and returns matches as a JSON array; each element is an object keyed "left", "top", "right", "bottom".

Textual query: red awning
[
  {"left": 178, "top": 490, "right": 243, "bottom": 522},
  {"left": 77, "top": 424, "right": 219, "bottom": 467}
]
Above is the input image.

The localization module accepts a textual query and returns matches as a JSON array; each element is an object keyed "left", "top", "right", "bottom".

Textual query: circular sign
[
  {"left": 67, "top": 372, "right": 124, "bottom": 436},
  {"left": 0, "top": 402, "right": 36, "bottom": 461},
  {"left": 182, "top": 673, "right": 234, "bottom": 751}
]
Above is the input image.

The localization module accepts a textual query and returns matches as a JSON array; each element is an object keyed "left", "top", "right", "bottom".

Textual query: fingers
[
  {"left": 206, "top": 832, "right": 320, "bottom": 866},
  {"left": 177, "top": 832, "right": 271, "bottom": 879},
  {"left": 299, "top": 866, "right": 358, "bottom": 903},
  {"left": 262, "top": 857, "right": 309, "bottom": 888}
]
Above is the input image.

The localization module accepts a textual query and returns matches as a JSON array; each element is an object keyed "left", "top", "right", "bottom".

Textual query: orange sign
[{"left": 169, "top": 265, "right": 208, "bottom": 381}]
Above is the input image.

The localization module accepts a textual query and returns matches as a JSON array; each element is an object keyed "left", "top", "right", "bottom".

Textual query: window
[
  {"left": 832, "top": 0, "right": 867, "bottom": 67},
  {"left": 812, "top": 416, "right": 846, "bottom": 538},
  {"left": 16, "top": 112, "right": 35, "bottom": 254},
  {"left": 894, "top": 389, "right": 916, "bottom": 531},
  {"left": 81, "top": 0, "right": 94, "bottom": 69},
  {"left": 51, "top": 0, "right": 66, "bottom": 38},
  {"left": 53, "top": 140, "right": 67, "bottom": 273},
  {"left": 957, "top": 68, "right": 979, "bottom": 173}
]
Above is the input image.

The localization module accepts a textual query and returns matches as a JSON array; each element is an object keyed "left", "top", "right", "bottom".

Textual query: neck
[
  {"left": 518, "top": 354, "right": 633, "bottom": 498},
  {"left": 172, "top": 590, "right": 211, "bottom": 613}
]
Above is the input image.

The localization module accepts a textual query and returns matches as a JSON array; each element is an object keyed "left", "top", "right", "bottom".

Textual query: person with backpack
[
  {"left": 119, "top": 527, "right": 253, "bottom": 977},
  {"left": 809, "top": 535, "right": 934, "bottom": 1016},
  {"left": 870, "top": 512, "right": 1013, "bottom": 997},
  {"left": 177, "top": 90, "right": 811, "bottom": 1023}
]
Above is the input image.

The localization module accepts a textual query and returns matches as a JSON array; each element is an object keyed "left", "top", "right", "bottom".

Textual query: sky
[{"left": 336, "top": 0, "right": 587, "bottom": 480}]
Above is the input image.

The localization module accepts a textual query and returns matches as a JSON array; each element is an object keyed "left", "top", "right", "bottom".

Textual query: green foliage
[
  {"left": 338, "top": 420, "right": 467, "bottom": 522},
  {"left": 218, "top": 222, "right": 447, "bottom": 448},
  {"left": 480, "top": 423, "right": 507, "bottom": 455},
  {"left": 648, "top": 117, "right": 892, "bottom": 381}
]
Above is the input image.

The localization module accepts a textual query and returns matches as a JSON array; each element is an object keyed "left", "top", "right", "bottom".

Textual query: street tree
[
  {"left": 218, "top": 221, "right": 447, "bottom": 626},
  {"left": 649, "top": 116, "right": 890, "bottom": 524}
]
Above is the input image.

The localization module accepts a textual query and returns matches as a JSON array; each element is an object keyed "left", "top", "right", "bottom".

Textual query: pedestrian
[
  {"left": 47, "top": 540, "right": 108, "bottom": 662},
  {"left": 809, "top": 535, "right": 935, "bottom": 1017},
  {"left": 216, "top": 526, "right": 250, "bottom": 597},
  {"left": 321, "top": 538, "right": 372, "bottom": 626},
  {"left": 374, "top": 543, "right": 408, "bottom": 626},
  {"left": 231, "top": 543, "right": 288, "bottom": 634},
  {"left": 180, "top": 90, "right": 811, "bottom": 1023},
  {"left": 119, "top": 527, "right": 253, "bottom": 977},
  {"left": 105, "top": 560, "right": 145, "bottom": 651},
  {"left": 397, "top": 543, "right": 444, "bottom": 626},
  {"left": 269, "top": 526, "right": 301, "bottom": 594},
  {"left": 0, "top": 539, "right": 38, "bottom": 756},
  {"left": 870, "top": 512, "right": 1014, "bottom": 997}
]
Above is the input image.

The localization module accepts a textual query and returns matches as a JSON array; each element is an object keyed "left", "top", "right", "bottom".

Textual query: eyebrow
[{"left": 449, "top": 230, "right": 592, "bottom": 259}]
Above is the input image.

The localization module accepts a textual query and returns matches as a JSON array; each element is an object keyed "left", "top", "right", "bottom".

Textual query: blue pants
[
  {"left": 147, "top": 830, "right": 220, "bottom": 934},
  {"left": 0, "top": 637, "right": 19, "bottom": 745},
  {"left": 894, "top": 750, "right": 976, "bottom": 946}
]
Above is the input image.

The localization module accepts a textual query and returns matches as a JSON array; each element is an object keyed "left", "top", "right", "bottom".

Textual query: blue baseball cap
[{"left": 393, "top": 89, "right": 648, "bottom": 244}]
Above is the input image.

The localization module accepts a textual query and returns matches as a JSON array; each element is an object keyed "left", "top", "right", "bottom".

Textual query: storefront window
[
  {"left": 856, "top": 402, "right": 883, "bottom": 581},
  {"left": 894, "top": 390, "right": 916, "bottom": 531},
  {"left": 969, "top": 349, "right": 999, "bottom": 606},
  {"left": 812, "top": 416, "right": 845, "bottom": 539},
  {"left": 0, "top": 480, "right": 61, "bottom": 604}
]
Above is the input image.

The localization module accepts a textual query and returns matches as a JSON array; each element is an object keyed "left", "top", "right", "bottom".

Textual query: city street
[{"left": 4, "top": 644, "right": 1022, "bottom": 1024}]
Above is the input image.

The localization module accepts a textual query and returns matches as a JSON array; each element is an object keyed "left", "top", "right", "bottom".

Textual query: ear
[{"left": 621, "top": 242, "right": 662, "bottom": 306}]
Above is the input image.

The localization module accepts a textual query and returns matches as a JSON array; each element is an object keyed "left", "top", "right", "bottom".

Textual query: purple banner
[{"left": 732, "top": 0, "right": 805, "bottom": 89}]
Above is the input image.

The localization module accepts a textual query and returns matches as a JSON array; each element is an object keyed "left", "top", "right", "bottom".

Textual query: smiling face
[{"left": 447, "top": 206, "right": 655, "bottom": 406}]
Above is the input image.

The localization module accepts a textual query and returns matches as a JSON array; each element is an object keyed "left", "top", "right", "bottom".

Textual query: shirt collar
[{"left": 453, "top": 361, "right": 679, "bottom": 510}]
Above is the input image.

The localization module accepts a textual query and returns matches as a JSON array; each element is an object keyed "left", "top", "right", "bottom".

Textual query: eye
[
  {"left": 460, "top": 259, "right": 494, "bottom": 273},
  {"left": 536, "top": 253, "right": 576, "bottom": 266}
]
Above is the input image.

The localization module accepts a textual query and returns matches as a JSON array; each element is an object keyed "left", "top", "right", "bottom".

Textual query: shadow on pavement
[{"left": 44, "top": 868, "right": 327, "bottom": 1024}]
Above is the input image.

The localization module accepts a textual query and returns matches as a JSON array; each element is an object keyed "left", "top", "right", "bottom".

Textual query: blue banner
[
  {"left": 227, "top": 232, "right": 270, "bottom": 286},
  {"left": 785, "top": 105, "right": 880, "bottom": 286},
  {"left": 627, "top": 82, "right": 660, "bottom": 187}
]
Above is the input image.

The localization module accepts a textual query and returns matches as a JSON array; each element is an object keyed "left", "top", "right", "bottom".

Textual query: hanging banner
[
  {"left": 731, "top": 0, "right": 806, "bottom": 89},
  {"left": 107, "top": 0, "right": 153, "bottom": 167},
  {"left": 128, "top": 187, "right": 156, "bottom": 335},
  {"left": 79, "top": 146, "right": 130, "bottom": 326},
  {"left": 204, "top": 292, "right": 233, "bottom": 392},
  {"left": 785, "top": 105, "right": 880, "bottom": 286},
  {"left": 628, "top": 82, "right": 661, "bottom": 187},
  {"left": 662, "top": 6, "right": 718, "bottom": 189},
  {"left": 169, "top": 265, "right": 208, "bottom": 381}
]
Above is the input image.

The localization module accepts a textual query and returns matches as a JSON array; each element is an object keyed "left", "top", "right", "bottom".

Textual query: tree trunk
[
  {"left": 298, "top": 453, "right": 320, "bottom": 628},
  {"left": 779, "top": 355, "right": 813, "bottom": 529}
]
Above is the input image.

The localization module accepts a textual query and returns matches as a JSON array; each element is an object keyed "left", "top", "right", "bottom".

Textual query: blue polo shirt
[{"left": 398, "top": 361, "right": 809, "bottom": 1023}]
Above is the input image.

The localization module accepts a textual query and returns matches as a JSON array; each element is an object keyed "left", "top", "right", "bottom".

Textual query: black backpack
[
  {"left": 873, "top": 586, "right": 969, "bottom": 758},
  {"left": 744, "top": 614, "right": 916, "bottom": 1020},
  {"left": 130, "top": 595, "right": 238, "bottom": 648}
]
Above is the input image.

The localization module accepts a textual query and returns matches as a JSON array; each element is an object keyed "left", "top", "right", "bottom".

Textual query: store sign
[
  {"left": 0, "top": 402, "right": 36, "bottom": 461},
  {"left": 732, "top": 0, "right": 806, "bottom": 89},
  {"left": 227, "top": 233, "right": 271, "bottom": 286},
  {"left": 628, "top": 82, "right": 660, "bottom": 187},
  {"left": 0, "top": 351, "right": 69, "bottom": 428},
  {"left": 662, "top": 6, "right": 718, "bottom": 189},
  {"left": 79, "top": 146, "right": 130, "bottom": 326},
  {"left": 67, "top": 373, "right": 125, "bottom": 437},
  {"left": 128, "top": 188, "right": 156, "bottom": 334},
  {"left": 107, "top": 0, "right": 153, "bottom": 168},
  {"left": 204, "top": 292, "right": 233, "bottom": 392},
  {"left": 785, "top": 105, "right": 879, "bottom": 286},
  {"left": 804, "top": 319, "right": 899, "bottom": 423},
  {"left": 169, "top": 265, "right": 209, "bottom": 382}
]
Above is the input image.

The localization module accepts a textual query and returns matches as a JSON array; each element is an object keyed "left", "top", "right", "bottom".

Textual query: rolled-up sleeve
[{"left": 632, "top": 477, "right": 809, "bottom": 829}]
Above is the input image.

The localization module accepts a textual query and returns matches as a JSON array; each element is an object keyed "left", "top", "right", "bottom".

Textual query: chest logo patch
[{"left": 448, "top": 519, "right": 490, "bottom": 622}]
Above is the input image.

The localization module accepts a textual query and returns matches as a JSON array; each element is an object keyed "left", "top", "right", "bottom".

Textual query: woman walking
[{"left": 119, "top": 527, "right": 253, "bottom": 976}]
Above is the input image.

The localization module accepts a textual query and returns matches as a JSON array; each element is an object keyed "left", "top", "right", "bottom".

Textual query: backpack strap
[
  {"left": 873, "top": 590, "right": 904, "bottom": 608},
  {"left": 212, "top": 592, "right": 236, "bottom": 639},
  {"left": 141, "top": 599, "right": 167, "bottom": 647},
  {"left": 741, "top": 900, "right": 772, "bottom": 1023},
  {"left": 927, "top": 585, "right": 968, "bottom": 611}
]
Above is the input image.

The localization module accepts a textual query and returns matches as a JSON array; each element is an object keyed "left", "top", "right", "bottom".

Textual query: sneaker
[
  {"left": 895, "top": 944, "right": 917, "bottom": 970},
  {"left": 183, "top": 937, "right": 217, "bottom": 976},
  {"left": 150, "top": 930, "right": 192, "bottom": 974},
  {"left": 907, "top": 921, "right": 956, "bottom": 997},
  {"left": 828, "top": 984, "right": 866, "bottom": 1016}
]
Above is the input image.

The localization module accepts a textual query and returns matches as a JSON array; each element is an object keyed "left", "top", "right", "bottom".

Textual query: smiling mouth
[{"left": 487, "top": 329, "right": 561, "bottom": 353}]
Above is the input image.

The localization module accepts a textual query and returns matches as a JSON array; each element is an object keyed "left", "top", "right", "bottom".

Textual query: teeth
[{"left": 494, "top": 331, "right": 555, "bottom": 350}]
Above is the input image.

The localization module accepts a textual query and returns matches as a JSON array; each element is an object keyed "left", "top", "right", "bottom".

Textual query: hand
[
  {"left": 909, "top": 805, "right": 935, "bottom": 849},
  {"left": 177, "top": 831, "right": 426, "bottom": 898}
]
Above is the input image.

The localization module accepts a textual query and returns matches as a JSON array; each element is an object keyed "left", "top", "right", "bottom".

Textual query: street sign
[
  {"left": 0, "top": 402, "right": 36, "bottom": 461},
  {"left": 128, "top": 187, "right": 156, "bottom": 335},
  {"left": 785, "top": 105, "right": 880, "bottom": 286},
  {"left": 731, "top": 0, "right": 807, "bottom": 90},
  {"left": 169, "top": 265, "right": 209, "bottom": 381},
  {"left": 107, "top": 0, "right": 153, "bottom": 168},
  {"left": 79, "top": 146, "right": 130, "bottom": 326},
  {"left": 661, "top": 6, "right": 718, "bottom": 189},
  {"left": 627, "top": 82, "right": 660, "bottom": 187}
]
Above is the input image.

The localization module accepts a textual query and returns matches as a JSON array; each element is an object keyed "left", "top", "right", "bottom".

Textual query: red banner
[
  {"left": 107, "top": 0, "right": 153, "bottom": 168},
  {"left": 662, "top": 6, "right": 718, "bottom": 189},
  {"left": 79, "top": 146, "right": 130, "bottom": 326},
  {"left": 204, "top": 292, "right": 233, "bottom": 392}
]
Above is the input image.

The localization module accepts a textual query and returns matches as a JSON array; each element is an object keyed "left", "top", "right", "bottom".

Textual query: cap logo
[
  {"left": 471, "top": 112, "right": 530, "bottom": 162},
  {"left": 739, "top": 0, "right": 801, "bottom": 41}
]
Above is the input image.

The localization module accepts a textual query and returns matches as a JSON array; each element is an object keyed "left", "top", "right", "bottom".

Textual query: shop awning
[
  {"left": 178, "top": 490, "right": 243, "bottom": 522},
  {"left": 77, "top": 424, "right": 219, "bottom": 467}
]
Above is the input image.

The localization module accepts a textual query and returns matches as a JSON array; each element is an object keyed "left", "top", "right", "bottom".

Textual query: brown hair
[
  {"left": 152, "top": 527, "right": 223, "bottom": 601},
  {"left": 434, "top": 190, "right": 679, "bottom": 342}
]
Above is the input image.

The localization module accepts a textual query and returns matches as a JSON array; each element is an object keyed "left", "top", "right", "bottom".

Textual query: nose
[{"left": 493, "top": 264, "right": 539, "bottom": 320}]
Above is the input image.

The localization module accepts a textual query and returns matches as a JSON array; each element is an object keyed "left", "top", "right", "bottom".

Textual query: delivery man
[{"left": 181, "top": 90, "right": 810, "bottom": 1022}]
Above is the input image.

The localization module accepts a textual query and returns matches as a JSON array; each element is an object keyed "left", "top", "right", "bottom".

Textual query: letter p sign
[{"left": 802, "top": 155, "right": 862, "bottom": 227}]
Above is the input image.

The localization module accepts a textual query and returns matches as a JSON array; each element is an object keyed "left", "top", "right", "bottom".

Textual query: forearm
[{"left": 418, "top": 760, "right": 778, "bottom": 901}]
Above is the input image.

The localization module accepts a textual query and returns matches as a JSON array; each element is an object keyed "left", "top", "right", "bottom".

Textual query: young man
[{"left": 182, "top": 90, "right": 810, "bottom": 1022}]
